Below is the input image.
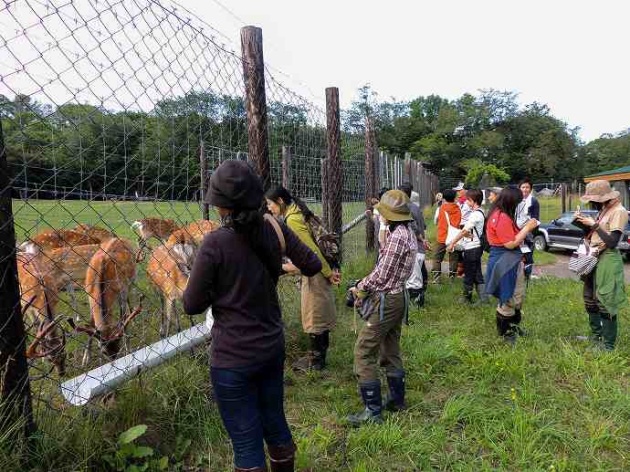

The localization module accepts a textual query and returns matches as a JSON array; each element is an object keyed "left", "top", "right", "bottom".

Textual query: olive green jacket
[{"left": 284, "top": 204, "right": 332, "bottom": 278}]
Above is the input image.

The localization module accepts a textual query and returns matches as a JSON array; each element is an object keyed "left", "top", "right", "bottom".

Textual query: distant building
[{"left": 584, "top": 165, "right": 630, "bottom": 207}]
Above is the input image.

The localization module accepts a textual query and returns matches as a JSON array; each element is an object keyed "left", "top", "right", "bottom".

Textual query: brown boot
[{"left": 268, "top": 441, "right": 296, "bottom": 472}]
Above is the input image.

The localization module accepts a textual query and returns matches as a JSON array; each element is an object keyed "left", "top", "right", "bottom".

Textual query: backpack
[
  {"left": 304, "top": 214, "right": 341, "bottom": 269},
  {"left": 473, "top": 209, "right": 490, "bottom": 253}
]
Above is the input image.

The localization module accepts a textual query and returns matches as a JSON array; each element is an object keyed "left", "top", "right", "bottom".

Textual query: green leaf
[
  {"left": 156, "top": 456, "right": 169, "bottom": 470},
  {"left": 132, "top": 446, "right": 154, "bottom": 458},
  {"left": 118, "top": 425, "right": 148, "bottom": 445}
]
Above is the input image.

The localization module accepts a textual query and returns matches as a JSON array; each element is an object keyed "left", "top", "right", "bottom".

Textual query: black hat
[{"left": 205, "top": 160, "right": 263, "bottom": 210}]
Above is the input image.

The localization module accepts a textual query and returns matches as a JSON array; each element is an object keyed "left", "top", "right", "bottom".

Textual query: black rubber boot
[
  {"left": 384, "top": 370, "right": 406, "bottom": 412},
  {"left": 513, "top": 309, "right": 528, "bottom": 337},
  {"left": 268, "top": 441, "right": 296, "bottom": 472},
  {"left": 292, "top": 334, "right": 325, "bottom": 372},
  {"left": 320, "top": 330, "right": 330, "bottom": 367},
  {"left": 459, "top": 287, "right": 473, "bottom": 304},
  {"left": 589, "top": 311, "right": 603, "bottom": 341},
  {"left": 601, "top": 314, "right": 618, "bottom": 351},
  {"left": 347, "top": 380, "right": 383, "bottom": 426},
  {"left": 496, "top": 312, "right": 517, "bottom": 345}
]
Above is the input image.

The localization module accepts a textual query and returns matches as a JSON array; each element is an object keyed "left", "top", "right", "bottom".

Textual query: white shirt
[
  {"left": 460, "top": 201, "right": 473, "bottom": 225},
  {"left": 461, "top": 208, "right": 485, "bottom": 250},
  {"left": 516, "top": 195, "right": 533, "bottom": 228}
]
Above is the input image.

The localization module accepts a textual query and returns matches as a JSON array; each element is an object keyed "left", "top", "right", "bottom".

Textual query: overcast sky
[{"left": 180, "top": 0, "right": 629, "bottom": 143}]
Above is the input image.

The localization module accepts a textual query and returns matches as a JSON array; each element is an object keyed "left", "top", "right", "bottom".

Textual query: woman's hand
[
  {"left": 282, "top": 262, "right": 300, "bottom": 275},
  {"left": 524, "top": 219, "right": 540, "bottom": 232},
  {"left": 447, "top": 243, "right": 455, "bottom": 253},
  {"left": 575, "top": 214, "right": 597, "bottom": 228},
  {"left": 328, "top": 269, "right": 341, "bottom": 286}
]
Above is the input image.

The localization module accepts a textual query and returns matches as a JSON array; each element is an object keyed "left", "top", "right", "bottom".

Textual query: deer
[
  {"left": 16, "top": 252, "right": 66, "bottom": 376},
  {"left": 131, "top": 217, "right": 180, "bottom": 261},
  {"left": 83, "top": 238, "right": 137, "bottom": 365},
  {"left": 166, "top": 219, "right": 219, "bottom": 247},
  {"left": 19, "top": 229, "right": 100, "bottom": 254},
  {"left": 73, "top": 223, "right": 116, "bottom": 242},
  {"left": 146, "top": 241, "right": 196, "bottom": 338}
]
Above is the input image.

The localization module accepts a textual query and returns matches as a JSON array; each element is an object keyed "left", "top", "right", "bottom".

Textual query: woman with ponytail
[
  {"left": 266, "top": 186, "right": 340, "bottom": 372},
  {"left": 183, "top": 161, "right": 321, "bottom": 472}
]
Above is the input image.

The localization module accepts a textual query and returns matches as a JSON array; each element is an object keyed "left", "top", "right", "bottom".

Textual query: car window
[{"left": 557, "top": 214, "right": 574, "bottom": 225}]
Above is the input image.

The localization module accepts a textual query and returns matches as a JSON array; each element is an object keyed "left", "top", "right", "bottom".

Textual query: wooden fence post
[
  {"left": 0, "top": 118, "right": 35, "bottom": 440},
  {"left": 365, "top": 117, "right": 377, "bottom": 252},
  {"left": 321, "top": 158, "right": 330, "bottom": 229},
  {"left": 326, "top": 87, "right": 343, "bottom": 242},
  {"left": 241, "top": 26, "right": 270, "bottom": 190},
  {"left": 282, "top": 146, "right": 292, "bottom": 191},
  {"left": 199, "top": 140, "right": 209, "bottom": 220}
]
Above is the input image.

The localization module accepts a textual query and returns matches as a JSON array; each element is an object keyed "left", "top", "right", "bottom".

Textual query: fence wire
[{"left": 0, "top": 0, "right": 375, "bottom": 436}]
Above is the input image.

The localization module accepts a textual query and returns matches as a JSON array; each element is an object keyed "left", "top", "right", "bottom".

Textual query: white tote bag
[{"left": 444, "top": 212, "right": 465, "bottom": 251}]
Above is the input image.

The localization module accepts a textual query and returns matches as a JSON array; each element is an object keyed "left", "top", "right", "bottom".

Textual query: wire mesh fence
[{"left": 0, "top": 0, "right": 393, "bottom": 437}]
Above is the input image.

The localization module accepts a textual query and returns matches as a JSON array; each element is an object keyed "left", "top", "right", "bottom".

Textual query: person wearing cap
[
  {"left": 574, "top": 180, "right": 628, "bottom": 351},
  {"left": 183, "top": 160, "right": 322, "bottom": 472},
  {"left": 265, "top": 186, "right": 340, "bottom": 372},
  {"left": 486, "top": 187, "right": 502, "bottom": 205},
  {"left": 453, "top": 182, "right": 470, "bottom": 278},
  {"left": 348, "top": 189, "right": 417, "bottom": 426}
]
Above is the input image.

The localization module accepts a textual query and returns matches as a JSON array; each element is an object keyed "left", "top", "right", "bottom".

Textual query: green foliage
[
  {"left": 461, "top": 159, "right": 510, "bottom": 187},
  {"left": 102, "top": 425, "right": 168, "bottom": 472}
]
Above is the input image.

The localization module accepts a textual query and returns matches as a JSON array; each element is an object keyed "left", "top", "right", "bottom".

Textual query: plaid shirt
[{"left": 361, "top": 224, "right": 417, "bottom": 294}]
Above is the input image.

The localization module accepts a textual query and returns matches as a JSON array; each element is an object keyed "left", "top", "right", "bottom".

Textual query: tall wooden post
[
  {"left": 365, "top": 117, "right": 377, "bottom": 252},
  {"left": 241, "top": 26, "right": 270, "bottom": 190},
  {"left": 321, "top": 158, "right": 330, "bottom": 229},
  {"left": 199, "top": 140, "right": 209, "bottom": 220},
  {"left": 281, "top": 146, "right": 292, "bottom": 191},
  {"left": 0, "top": 119, "right": 35, "bottom": 439},
  {"left": 561, "top": 183, "right": 567, "bottom": 213},
  {"left": 326, "top": 87, "right": 342, "bottom": 243}
]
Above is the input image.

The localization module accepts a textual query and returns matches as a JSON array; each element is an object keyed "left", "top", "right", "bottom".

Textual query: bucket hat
[
  {"left": 375, "top": 189, "right": 413, "bottom": 222},
  {"left": 580, "top": 180, "right": 620, "bottom": 203},
  {"left": 453, "top": 182, "right": 465, "bottom": 191}
]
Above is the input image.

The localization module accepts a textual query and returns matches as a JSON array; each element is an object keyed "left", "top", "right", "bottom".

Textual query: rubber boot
[
  {"left": 601, "top": 315, "right": 618, "bottom": 351},
  {"left": 475, "top": 284, "right": 489, "bottom": 305},
  {"left": 416, "top": 287, "right": 426, "bottom": 308},
  {"left": 589, "top": 311, "right": 603, "bottom": 342},
  {"left": 347, "top": 380, "right": 383, "bottom": 426},
  {"left": 459, "top": 287, "right": 473, "bottom": 304},
  {"left": 292, "top": 334, "right": 325, "bottom": 372},
  {"left": 513, "top": 309, "right": 528, "bottom": 337},
  {"left": 320, "top": 330, "right": 330, "bottom": 367},
  {"left": 384, "top": 370, "right": 406, "bottom": 412},
  {"left": 496, "top": 312, "right": 517, "bottom": 346},
  {"left": 268, "top": 442, "right": 296, "bottom": 472}
]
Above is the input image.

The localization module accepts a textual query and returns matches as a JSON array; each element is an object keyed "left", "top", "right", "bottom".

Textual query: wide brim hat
[
  {"left": 453, "top": 182, "right": 465, "bottom": 191},
  {"left": 375, "top": 189, "right": 413, "bottom": 222},
  {"left": 580, "top": 180, "right": 620, "bottom": 203}
]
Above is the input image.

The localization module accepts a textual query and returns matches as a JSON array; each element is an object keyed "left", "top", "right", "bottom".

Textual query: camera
[{"left": 345, "top": 279, "right": 359, "bottom": 308}]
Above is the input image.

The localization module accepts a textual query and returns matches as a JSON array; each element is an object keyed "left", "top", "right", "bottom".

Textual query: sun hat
[
  {"left": 453, "top": 182, "right": 465, "bottom": 191},
  {"left": 205, "top": 160, "right": 264, "bottom": 209},
  {"left": 579, "top": 180, "right": 620, "bottom": 203},
  {"left": 375, "top": 189, "right": 413, "bottom": 222}
]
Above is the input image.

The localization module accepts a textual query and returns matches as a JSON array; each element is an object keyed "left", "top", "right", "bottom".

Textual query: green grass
[
  {"left": 5, "top": 197, "right": 628, "bottom": 471},
  {"left": 4, "top": 255, "right": 630, "bottom": 471}
]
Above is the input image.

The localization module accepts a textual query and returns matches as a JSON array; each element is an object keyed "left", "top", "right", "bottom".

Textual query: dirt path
[{"left": 534, "top": 252, "right": 630, "bottom": 282}]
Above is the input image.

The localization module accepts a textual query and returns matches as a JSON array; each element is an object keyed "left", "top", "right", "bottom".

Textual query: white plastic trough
[{"left": 61, "top": 309, "right": 213, "bottom": 406}]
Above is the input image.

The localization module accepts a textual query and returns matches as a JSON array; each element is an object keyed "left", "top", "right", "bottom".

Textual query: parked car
[{"left": 533, "top": 210, "right": 630, "bottom": 260}]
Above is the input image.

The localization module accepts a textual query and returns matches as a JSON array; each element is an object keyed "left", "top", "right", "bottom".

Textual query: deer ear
[{"left": 171, "top": 243, "right": 195, "bottom": 265}]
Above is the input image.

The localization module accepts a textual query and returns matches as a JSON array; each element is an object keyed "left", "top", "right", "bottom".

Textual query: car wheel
[
  {"left": 623, "top": 252, "right": 630, "bottom": 263},
  {"left": 534, "top": 235, "right": 548, "bottom": 251}
]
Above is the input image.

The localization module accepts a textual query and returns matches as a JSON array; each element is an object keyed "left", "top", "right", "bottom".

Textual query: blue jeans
[{"left": 211, "top": 355, "right": 293, "bottom": 469}]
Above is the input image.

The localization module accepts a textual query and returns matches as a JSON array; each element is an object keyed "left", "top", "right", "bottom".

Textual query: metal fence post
[
  {"left": 199, "top": 139, "right": 209, "bottom": 220},
  {"left": 0, "top": 118, "right": 35, "bottom": 440},
  {"left": 365, "top": 117, "right": 376, "bottom": 252},
  {"left": 241, "top": 26, "right": 270, "bottom": 190}
]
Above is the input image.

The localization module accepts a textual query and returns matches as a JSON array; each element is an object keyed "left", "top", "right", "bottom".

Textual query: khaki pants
[
  {"left": 301, "top": 272, "right": 336, "bottom": 334},
  {"left": 354, "top": 291, "right": 405, "bottom": 383},
  {"left": 496, "top": 261, "right": 526, "bottom": 318}
]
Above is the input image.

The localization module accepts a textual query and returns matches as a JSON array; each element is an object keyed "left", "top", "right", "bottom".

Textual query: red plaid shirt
[{"left": 361, "top": 224, "right": 417, "bottom": 294}]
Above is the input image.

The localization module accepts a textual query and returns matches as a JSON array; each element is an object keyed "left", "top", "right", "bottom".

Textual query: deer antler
[{"left": 26, "top": 315, "right": 66, "bottom": 359}]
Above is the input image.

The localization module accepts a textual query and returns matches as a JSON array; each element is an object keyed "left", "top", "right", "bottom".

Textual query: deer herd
[{"left": 16, "top": 217, "right": 219, "bottom": 377}]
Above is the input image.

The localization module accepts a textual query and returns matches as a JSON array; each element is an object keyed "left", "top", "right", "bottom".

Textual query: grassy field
[
  {"left": 4, "top": 255, "right": 630, "bottom": 471},
  {"left": 6, "top": 196, "right": 616, "bottom": 471}
]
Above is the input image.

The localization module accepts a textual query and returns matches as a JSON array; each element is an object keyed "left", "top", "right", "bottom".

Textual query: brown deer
[
  {"left": 73, "top": 223, "right": 116, "bottom": 242},
  {"left": 166, "top": 219, "right": 219, "bottom": 246},
  {"left": 131, "top": 217, "right": 180, "bottom": 261},
  {"left": 83, "top": 238, "right": 137, "bottom": 364},
  {"left": 146, "top": 241, "right": 196, "bottom": 337},
  {"left": 16, "top": 252, "right": 66, "bottom": 376},
  {"left": 19, "top": 229, "right": 100, "bottom": 254}
]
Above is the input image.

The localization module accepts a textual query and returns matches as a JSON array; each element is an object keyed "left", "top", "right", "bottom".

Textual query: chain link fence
[{"left": 0, "top": 0, "right": 395, "bottom": 441}]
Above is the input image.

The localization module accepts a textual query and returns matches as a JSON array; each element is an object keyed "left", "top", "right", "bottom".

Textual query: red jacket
[{"left": 437, "top": 202, "right": 462, "bottom": 243}]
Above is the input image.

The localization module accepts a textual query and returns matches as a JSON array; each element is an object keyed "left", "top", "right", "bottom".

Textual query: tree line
[{"left": 343, "top": 86, "right": 630, "bottom": 186}]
